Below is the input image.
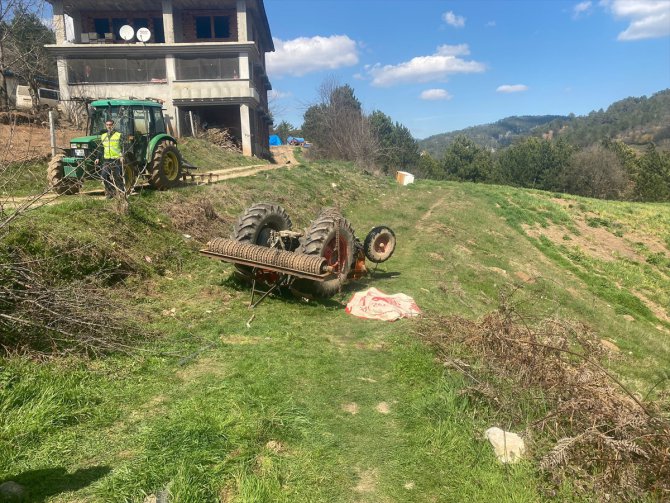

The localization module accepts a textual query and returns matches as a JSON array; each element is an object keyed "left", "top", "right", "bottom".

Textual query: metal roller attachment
[{"left": 202, "top": 238, "right": 329, "bottom": 278}]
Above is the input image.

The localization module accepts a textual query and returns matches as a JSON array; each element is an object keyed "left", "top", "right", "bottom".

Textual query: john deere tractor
[{"left": 48, "top": 99, "right": 183, "bottom": 195}]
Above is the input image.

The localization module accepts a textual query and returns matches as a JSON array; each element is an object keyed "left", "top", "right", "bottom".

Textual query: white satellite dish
[
  {"left": 119, "top": 24, "right": 135, "bottom": 42},
  {"left": 136, "top": 27, "right": 151, "bottom": 43}
]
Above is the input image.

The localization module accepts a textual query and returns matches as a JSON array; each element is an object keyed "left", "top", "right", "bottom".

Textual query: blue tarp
[
  {"left": 287, "top": 136, "right": 305, "bottom": 145},
  {"left": 269, "top": 134, "right": 282, "bottom": 146}
]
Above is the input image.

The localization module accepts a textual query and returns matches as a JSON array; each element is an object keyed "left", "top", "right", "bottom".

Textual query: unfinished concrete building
[{"left": 46, "top": 0, "right": 274, "bottom": 157}]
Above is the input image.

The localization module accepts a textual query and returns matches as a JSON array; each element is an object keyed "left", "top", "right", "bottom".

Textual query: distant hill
[
  {"left": 419, "top": 89, "right": 670, "bottom": 157},
  {"left": 419, "top": 115, "right": 567, "bottom": 156}
]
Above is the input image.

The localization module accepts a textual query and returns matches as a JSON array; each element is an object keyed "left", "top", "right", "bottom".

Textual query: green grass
[
  {"left": 0, "top": 159, "right": 50, "bottom": 196},
  {"left": 178, "top": 137, "right": 268, "bottom": 170},
  {"left": 1, "top": 161, "right": 668, "bottom": 501}
]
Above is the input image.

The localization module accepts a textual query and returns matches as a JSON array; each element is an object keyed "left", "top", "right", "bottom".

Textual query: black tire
[
  {"left": 122, "top": 161, "right": 137, "bottom": 195},
  {"left": 364, "top": 226, "right": 396, "bottom": 263},
  {"left": 292, "top": 210, "right": 355, "bottom": 298},
  {"left": 47, "top": 154, "right": 81, "bottom": 195},
  {"left": 148, "top": 140, "right": 182, "bottom": 190},
  {"left": 232, "top": 203, "right": 292, "bottom": 280}
]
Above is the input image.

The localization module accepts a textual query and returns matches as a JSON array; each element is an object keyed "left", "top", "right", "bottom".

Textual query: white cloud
[
  {"left": 486, "top": 20, "right": 497, "bottom": 27},
  {"left": 366, "top": 45, "right": 485, "bottom": 87},
  {"left": 573, "top": 1, "right": 593, "bottom": 18},
  {"left": 443, "top": 11, "right": 466, "bottom": 28},
  {"left": 420, "top": 89, "right": 453, "bottom": 100},
  {"left": 436, "top": 44, "right": 471, "bottom": 56},
  {"left": 267, "top": 35, "right": 359, "bottom": 77},
  {"left": 496, "top": 84, "right": 529, "bottom": 93},
  {"left": 601, "top": 0, "right": 670, "bottom": 40}
]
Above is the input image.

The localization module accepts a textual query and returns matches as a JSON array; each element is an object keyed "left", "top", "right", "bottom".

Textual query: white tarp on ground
[{"left": 345, "top": 287, "right": 421, "bottom": 321}]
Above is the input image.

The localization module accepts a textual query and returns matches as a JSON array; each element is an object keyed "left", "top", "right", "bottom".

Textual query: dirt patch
[
  {"left": 270, "top": 145, "right": 298, "bottom": 165},
  {"left": 428, "top": 252, "right": 445, "bottom": 261},
  {"left": 523, "top": 221, "right": 643, "bottom": 262},
  {"left": 0, "top": 123, "right": 85, "bottom": 163},
  {"left": 514, "top": 271, "right": 535, "bottom": 283},
  {"left": 353, "top": 468, "right": 378, "bottom": 493},
  {"left": 634, "top": 291, "right": 670, "bottom": 323},
  {"left": 375, "top": 402, "right": 390, "bottom": 414},
  {"left": 342, "top": 402, "right": 359, "bottom": 415},
  {"left": 176, "top": 356, "right": 227, "bottom": 381}
]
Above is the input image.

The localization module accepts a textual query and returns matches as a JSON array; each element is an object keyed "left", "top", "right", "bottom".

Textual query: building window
[
  {"left": 111, "top": 18, "right": 128, "bottom": 40},
  {"left": 195, "top": 16, "right": 212, "bottom": 39},
  {"left": 213, "top": 16, "right": 230, "bottom": 38},
  {"left": 175, "top": 56, "right": 239, "bottom": 80},
  {"left": 194, "top": 15, "right": 230, "bottom": 40},
  {"left": 153, "top": 17, "right": 165, "bottom": 43},
  {"left": 67, "top": 57, "right": 167, "bottom": 83},
  {"left": 93, "top": 18, "right": 110, "bottom": 38},
  {"left": 133, "top": 18, "right": 149, "bottom": 31}
]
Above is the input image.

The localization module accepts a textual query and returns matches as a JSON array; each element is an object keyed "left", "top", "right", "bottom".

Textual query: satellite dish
[
  {"left": 136, "top": 27, "right": 151, "bottom": 43},
  {"left": 119, "top": 24, "right": 135, "bottom": 42}
]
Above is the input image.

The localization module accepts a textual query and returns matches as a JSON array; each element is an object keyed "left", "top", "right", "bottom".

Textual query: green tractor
[{"left": 48, "top": 99, "right": 184, "bottom": 195}]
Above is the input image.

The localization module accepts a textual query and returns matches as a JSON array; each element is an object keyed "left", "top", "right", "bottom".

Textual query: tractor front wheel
[
  {"left": 148, "top": 140, "right": 182, "bottom": 190},
  {"left": 292, "top": 209, "right": 355, "bottom": 298},
  {"left": 47, "top": 154, "right": 81, "bottom": 195}
]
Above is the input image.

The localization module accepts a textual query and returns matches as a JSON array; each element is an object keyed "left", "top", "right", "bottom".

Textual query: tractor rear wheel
[
  {"left": 292, "top": 209, "right": 355, "bottom": 298},
  {"left": 47, "top": 154, "right": 81, "bottom": 195},
  {"left": 232, "top": 203, "right": 293, "bottom": 280},
  {"left": 148, "top": 140, "right": 182, "bottom": 190}
]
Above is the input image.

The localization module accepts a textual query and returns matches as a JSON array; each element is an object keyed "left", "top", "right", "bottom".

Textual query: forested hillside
[
  {"left": 419, "top": 89, "right": 670, "bottom": 156},
  {"left": 420, "top": 115, "right": 567, "bottom": 155}
]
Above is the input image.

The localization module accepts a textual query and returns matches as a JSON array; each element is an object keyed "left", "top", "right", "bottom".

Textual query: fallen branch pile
[
  {"left": 201, "top": 128, "right": 240, "bottom": 152},
  {"left": 416, "top": 293, "right": 670, "bottom": 501}
]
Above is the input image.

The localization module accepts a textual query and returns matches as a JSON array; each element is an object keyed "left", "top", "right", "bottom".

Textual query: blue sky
[{"left": 265, "top": 0, "right": 670, "bottom": 139}]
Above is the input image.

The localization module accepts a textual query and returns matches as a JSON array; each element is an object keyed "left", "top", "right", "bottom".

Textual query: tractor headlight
[{"left": 70, "top": 143, "right": 78, "bottom": 149}]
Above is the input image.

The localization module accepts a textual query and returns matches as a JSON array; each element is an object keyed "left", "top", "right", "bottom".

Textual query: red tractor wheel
[
  {"left": 292, "top": 209, "right": 355, "bottom": 298},
  {"left": 363, "top": 226, "right": 396, "bottom": 263}
]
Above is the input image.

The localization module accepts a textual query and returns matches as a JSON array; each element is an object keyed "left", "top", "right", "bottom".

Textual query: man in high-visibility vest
[{"left": 95, "top": 119, "right": 125, "bottom": 198}]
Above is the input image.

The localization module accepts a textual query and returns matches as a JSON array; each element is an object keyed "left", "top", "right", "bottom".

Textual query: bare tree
[{"left": 302, "top": 77, "right": 382, "bottom": 170}]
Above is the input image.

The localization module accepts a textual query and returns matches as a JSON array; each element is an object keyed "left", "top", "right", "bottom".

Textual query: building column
[
  {"left": 239, "top": 52, "right": 250, "bottom": 80},
  {"left": 162, "top": 0, "right": 175, "bottom": 44},
  {"left": 236, "top": 0, "right": 248, "bottom": 42},
  {"left": 52, "top": 0, "right": 66, "bottom": 45},
  {"left": 240, "top": 104, "right": 252, "bottom": 156},
  {"left": 165, "top": 54, "right": 177, "bottom": 136},
  {"left": 70, "top": 11, "right": 82, "bottom": 42},
  {"left": 56, "top": 57, "right": 70, "bottom": 101}
]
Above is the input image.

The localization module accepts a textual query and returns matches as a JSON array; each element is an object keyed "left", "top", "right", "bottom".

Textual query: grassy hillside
[{"left": 1, "top": 158, "right": 668, "bottom": 501}]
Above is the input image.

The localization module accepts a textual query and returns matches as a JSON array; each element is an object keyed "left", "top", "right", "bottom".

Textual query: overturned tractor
[{"left": 200, "top": 203, "right": 396, "bottom": 305}]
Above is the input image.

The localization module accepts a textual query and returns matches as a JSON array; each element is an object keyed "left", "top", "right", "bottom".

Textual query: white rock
[{"left": 484, "top": 427, "right": 526, "bottom": 463}]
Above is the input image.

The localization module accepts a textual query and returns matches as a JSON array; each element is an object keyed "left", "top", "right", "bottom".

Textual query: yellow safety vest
[{"left": 101, "top": 131, "right": 122, "bottom": 159}]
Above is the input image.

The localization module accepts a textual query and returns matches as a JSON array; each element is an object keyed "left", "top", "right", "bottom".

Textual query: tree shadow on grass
[{"left": 2, "top": 466, "right": 110, "bottom": 502}]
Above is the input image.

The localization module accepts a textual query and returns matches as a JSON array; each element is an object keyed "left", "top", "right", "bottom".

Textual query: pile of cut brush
[
  {"left": 416, "top": 291, "right": 670, "bottom": 502},
  {"left": 201, "top": 127, "right": 240, "bottom": 152}
]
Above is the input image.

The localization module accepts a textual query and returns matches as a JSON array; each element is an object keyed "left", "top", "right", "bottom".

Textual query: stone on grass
[
  {"left": 484, "top": 427, "right": 526, "bottom": 464},
  {"left": 0, "top": 481, "right": 26, "bottom": 501}
]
